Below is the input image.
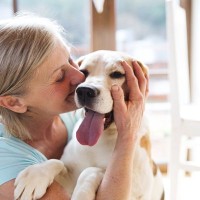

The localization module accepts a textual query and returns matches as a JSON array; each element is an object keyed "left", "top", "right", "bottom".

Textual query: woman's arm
[
  {"left": 96, "top": 61, "right": 148, "bottom": 200},
  {"left": 0, "top": 180, "right": 69, "bottom": 200}
]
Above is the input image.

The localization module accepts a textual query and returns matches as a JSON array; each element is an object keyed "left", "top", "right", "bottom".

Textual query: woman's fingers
[
  {"left": 131, "top": 61, "right": 148, "bottom": 96},
  {"left": 111, "top": 84, "right": 127, "bottom": 113},
  {"left": 111, "top": 60, "right": 148, "bottom": 136},
  {"left": 121, "top": 61, "right": 147, "bottom": 102},
  {"left": 111, "top": 84, "right": 132, "bottom": 130}
]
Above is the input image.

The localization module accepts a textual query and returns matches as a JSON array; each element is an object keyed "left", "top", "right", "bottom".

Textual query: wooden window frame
[{"left": 90, "top": 0, "right": 116, "bottom": 51}]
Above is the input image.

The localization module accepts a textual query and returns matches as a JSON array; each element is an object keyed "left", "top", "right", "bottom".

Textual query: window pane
[
  {"left": 18, "top": 0, "right": 90, "bottom": 58},
  {"left": 116, "top": 0, "right": 170, "bottom": 165},
  {"left": 116, "top": 0, "right": 168, "bottom": 102},
  {"left": 0, "top": 0, "right": 13, "bottom": 18}
]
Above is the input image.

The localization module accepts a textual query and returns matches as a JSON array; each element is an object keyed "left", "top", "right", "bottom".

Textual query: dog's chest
[{"left": 79, "top": 131, "right": 117, "bottom": 168}]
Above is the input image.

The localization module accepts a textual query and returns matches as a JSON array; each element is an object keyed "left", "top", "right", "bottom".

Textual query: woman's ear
[{"left": 0, "top": 95, "right": 27, "bottom": 113}]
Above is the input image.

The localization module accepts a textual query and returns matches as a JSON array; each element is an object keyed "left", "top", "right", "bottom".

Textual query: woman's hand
[
  {"left": 111, "top": 61, "right": 149, "bottom": 140},
  {"left": 96, "top": 61, "right": 148, "bottom": 200}
]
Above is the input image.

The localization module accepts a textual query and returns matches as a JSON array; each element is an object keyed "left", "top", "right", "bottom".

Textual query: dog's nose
[{"left": 76, "top": 86, "right": 99, "bottom": 102}]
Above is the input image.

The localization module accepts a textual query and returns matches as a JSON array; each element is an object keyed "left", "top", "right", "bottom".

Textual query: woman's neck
[
  {"left": 23, "top": 115, "right": 68, "bottom": 159},
  {"left": 25, "top": 115, "right": 57, "bottom": 140}
]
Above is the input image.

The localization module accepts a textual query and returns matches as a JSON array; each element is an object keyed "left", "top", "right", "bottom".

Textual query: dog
[{"left": 14, "top": 50, "right": 164, "bottom": 200}]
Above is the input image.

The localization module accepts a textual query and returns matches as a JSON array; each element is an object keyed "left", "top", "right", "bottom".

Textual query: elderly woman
[{"left": 0, "top": 13, "right": 147, "bottom": 199}]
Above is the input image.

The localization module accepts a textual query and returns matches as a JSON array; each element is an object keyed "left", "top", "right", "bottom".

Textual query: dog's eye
[
  {"left": 110, "top": 71, "right": 125, "bottom": 79},
  {"left": 80, "top": 70, "right": 89, "bottom": 78}
]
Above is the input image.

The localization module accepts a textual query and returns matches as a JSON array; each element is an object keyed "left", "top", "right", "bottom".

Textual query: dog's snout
[{"left": 76, "top": 86, "right": 99, "bottom": 102}]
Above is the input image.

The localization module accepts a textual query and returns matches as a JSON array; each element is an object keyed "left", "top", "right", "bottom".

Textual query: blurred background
[{"left": 1, "top": 0, "right": 200, "bottom": 199}]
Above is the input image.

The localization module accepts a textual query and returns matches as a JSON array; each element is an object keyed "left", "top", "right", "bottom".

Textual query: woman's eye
[
  {"left": 109, "top": 71, "right": 125, "bottom": 79},
  {"left": 56, "top": 70, "right": 65, "bottom": 82}
]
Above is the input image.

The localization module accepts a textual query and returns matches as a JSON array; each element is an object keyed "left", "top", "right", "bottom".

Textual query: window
[
  {"left": 17, "top": 0, "right": 90, "bottom": 58},
  {"left": 191, "top": 0, "right": 200, "bottom": 104},
  {"left": 116, "top": 0, "right": 170, "bottom": 166},
  {"left": 1, "top": 0, "right": 14, "bottom": 18}
]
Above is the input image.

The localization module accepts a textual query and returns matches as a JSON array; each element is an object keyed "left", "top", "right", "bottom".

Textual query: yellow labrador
[{"left": 15, "top": 50, "right": 164, "bottom": 200}]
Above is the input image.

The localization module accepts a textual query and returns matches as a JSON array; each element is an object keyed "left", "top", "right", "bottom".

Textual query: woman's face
[{"left": 23, "top": 42, "right": 85, "bottom": 117}]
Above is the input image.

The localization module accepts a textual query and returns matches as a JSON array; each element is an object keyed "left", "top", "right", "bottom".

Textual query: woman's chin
[
  {"left": 65, "top": 94, "right": 75, "bottom": 103},
  {"left": 63, "top": 101, "right": 77, "bottom": 112}
]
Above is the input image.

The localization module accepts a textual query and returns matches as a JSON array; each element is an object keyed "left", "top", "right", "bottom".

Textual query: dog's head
[{"left": 75, "top": 50, "right": 148, "bottom": 146}]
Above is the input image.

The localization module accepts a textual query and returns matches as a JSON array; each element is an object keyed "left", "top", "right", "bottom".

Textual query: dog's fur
[{"left": 14, "top": 50, "right": 164, "bottom": 200}]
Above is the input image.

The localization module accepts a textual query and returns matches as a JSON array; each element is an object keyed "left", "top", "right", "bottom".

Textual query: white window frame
[{"left": 191, "top": 0, "right": 200, "bottom": 104}]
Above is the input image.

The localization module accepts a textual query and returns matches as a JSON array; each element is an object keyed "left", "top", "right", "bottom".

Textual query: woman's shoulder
[{"left": 0, "top": 124, "right": 47, "bottom": 185}]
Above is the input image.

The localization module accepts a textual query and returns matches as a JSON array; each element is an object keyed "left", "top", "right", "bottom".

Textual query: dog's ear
[
  {"left": 121, "top": 53, "right": 149, "bottom": 77},
  {"left": 76, "top": 55, "right": 86, "bottom": 67},
  {"left": 136, "top": 60, "right": 149, "bottom": 77},
  {"left": 136, "top": 60, "right": 149, "bottom": 97}
]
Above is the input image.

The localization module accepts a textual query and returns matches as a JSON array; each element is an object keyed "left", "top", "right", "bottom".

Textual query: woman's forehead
[
  {"left": 40, "top": 43, "right": 69, "bottom": 70},
  {"left": 29, "top": 44, "right": 69, "bottom": 84}
]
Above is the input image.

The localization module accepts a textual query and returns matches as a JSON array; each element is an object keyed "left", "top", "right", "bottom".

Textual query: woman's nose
[{"left": 70, "top": 67, "right": 85, "bottom": 85}]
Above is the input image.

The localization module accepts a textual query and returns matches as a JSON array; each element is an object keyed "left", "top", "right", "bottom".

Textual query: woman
[{"left": 0, "top": 13, "right": 148, "bottom": 199}]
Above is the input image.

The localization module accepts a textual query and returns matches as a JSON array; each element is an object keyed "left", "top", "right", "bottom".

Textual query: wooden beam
[
  {"left": 90, "top": 0, "right": 116, "bottom": 51},
  {"left": 13, "top": 0, "right": 18, "bottom": 13}
]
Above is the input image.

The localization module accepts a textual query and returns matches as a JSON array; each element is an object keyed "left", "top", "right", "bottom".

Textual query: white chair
[{"left": 166, "top": 0, "right": 200, "bottom": 199}]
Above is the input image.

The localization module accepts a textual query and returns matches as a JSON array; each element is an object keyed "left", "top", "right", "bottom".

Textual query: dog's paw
[
  {"left": 14, "top": 159, "right": 66, "bottom": 200},
  {"left": 72, "top": 167, "right": 104, "bottom": 200}
]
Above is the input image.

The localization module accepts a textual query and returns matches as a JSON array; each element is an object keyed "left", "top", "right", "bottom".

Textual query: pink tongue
[{"left": 76, "top": 110, "right": 104, "bottom": 146}]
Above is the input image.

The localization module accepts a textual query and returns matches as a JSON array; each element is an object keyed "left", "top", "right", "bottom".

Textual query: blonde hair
[{"left": 0, "top": 13, "right": 68, "bottom": 139}]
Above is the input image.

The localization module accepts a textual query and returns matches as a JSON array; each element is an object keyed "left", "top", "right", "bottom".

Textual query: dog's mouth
[
  {"left": 104, "top": 110, "right": 114, "bottom": 129},
  {"left": 84, "top": 108, "right": 114, "bottom": 130},
  {"left": 76, "top": 108, "right": 114, "bottom": 146}
]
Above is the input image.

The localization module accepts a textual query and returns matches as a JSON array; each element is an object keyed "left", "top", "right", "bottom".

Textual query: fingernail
[
  {"left": 132, "top": 60, "right": 137, "bottom": 65},
  {"left": 112, "top": 84, "right": 119, "bottom": 91},
  {"left": 120, "top": 60, "right": 124, "bottom": 65}
]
